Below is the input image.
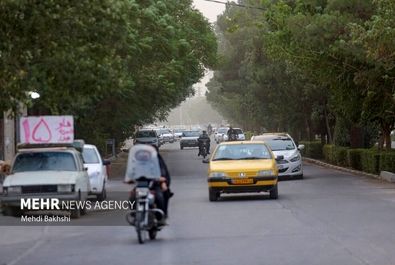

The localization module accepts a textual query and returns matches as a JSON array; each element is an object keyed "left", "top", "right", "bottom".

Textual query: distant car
[
  {"left": 205, "top": 141, "right": 279, "bottom": 201},
  {"left": 215, "top": 127, "right": 228, "bottom": 143},
  {"left": 134, "top": 129, "right": 160, "bottom": 147},
  {"left": 180, "top": 131, "right": 200, "bottom": 149},
  {"left": 82, "top": 144, "right": 109, "bottom": 201},
  {"left": 251, "top": 133, "right": 304, "bottom": 179},
  {"left": 173, "top": 129, "right": 185, "bottom": 139},
  {"left": 159, "top": 128, "right": 175, "bottom": 143},
  {"left": 223, "top": 128, "right": 245, "bottom": 141}
]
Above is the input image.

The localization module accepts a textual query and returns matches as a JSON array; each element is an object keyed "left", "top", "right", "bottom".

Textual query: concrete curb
[{"left": 303, "top": 157, "right": 384, "bottom": 181}]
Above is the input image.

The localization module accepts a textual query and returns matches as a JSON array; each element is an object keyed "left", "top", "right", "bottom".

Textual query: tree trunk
[
  {"left": 382, "top": 124, "right": 392, "bottom": 151},
  {"left": 324, "top": 107, "right": 333, "bottom": 144}
]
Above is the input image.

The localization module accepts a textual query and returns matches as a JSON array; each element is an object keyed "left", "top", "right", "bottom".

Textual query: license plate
[{"left": 232, "top": 178, "right": 254, "bottom": 185}]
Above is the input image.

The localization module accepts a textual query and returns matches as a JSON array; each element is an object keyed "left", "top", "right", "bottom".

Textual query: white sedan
[{"left": 82, "top": 144, "right": 109, "bottom": 201}]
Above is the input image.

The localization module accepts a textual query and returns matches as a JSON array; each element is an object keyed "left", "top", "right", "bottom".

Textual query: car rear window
[
  {"left": 13, "top": 152, "right": 77, "bottom": 172},
  {"left": 82, "top": 148, "right": 100, "bottom": 164},
  {"left": 136, "top": 131, "right": 156, "bottom": 138},
  {"left": 218, "top": 128, "right": 228, "bottom": 134},
  {"left": 183, "top": 131, "right": 200, "bottom": 137},
  {"left": 234, "top": 129, "right": 243, "bottom": 134}
]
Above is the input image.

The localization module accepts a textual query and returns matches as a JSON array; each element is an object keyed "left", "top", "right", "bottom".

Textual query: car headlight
[
  {"left": 257, "top": 170, "right": 274, "bottom": 177},
  {"left": 5, "top": 186, "right": 22, "bottom": 194},
  {"left": 209, "top": 172, "right": 227, "bottom": 178},
  {"left": 57, "top": 184, "right": 74, "bottom": 193},
  {"left": 290, "top": 154, "right": 301, "bottom": 162}
]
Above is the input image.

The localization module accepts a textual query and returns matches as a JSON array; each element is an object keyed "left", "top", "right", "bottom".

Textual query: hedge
[
  {"left": 360, "top": 150, "right": 380, "bottom": 174},
  {"left": 323, "top": 144, "right": 334, "bottom": 163},
  {"left": 379, "top": 152, "right": 395, "bottom": 173},
  {"left": 244, "top": 131, "right": 254, "bottom": 140},
  {"left": 303, "top": 141, "right": 395, "bottom": 174},
  {"left": 347, "top": 149, "right": 365, "bottom": 171},
  {"left": 299, "top": 141, "right": 323, "bottom": 159}
]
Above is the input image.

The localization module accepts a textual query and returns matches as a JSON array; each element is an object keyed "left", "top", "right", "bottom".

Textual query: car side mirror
[
  {"left": 275, "top": 155, "right": 284, "bottom": 161},
  {"left": 84, "top": 167, "right": 88, "bottom": 171},
  {"left": 298, "top": 144, "right": 305, "bottom": 150},
  {"left": 103, "top": 159, "right": 111, "bottom": 166},
  {"left": 202, "top": 158, "right": 210, "bottom": 164}
]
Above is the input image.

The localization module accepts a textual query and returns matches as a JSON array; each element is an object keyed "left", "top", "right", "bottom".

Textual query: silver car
[{"left": 251, "top": 133, "right": 304, "bottom": 179}]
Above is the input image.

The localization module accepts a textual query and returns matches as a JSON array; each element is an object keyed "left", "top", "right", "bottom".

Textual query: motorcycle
[
  {"left": 125, "top": 144, "right": 166, "bottom": 244},
  {"left": 126, "top": 177, "right": 165, "bottom": 244},
  {"left": 198, "top": 139, "right": 210, "bottom": 159}
]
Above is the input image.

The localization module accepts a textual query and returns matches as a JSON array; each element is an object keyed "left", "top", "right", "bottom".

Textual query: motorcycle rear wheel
[{"left": 149, "top": 228, "right": 157, "bottom": 240}]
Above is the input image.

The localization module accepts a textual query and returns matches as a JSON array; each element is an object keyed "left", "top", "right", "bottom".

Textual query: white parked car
[
  {"left": 223, "top": 128, "right": 246, "bottom": 141},
  {"left": 82, "top": 144, "right": 109, "bottom": 201},
  {"left": 1, "top": 144, "right": 90, "bottom": 218},
  {"left": 158, "top": 128, "right": 175, "bottom": 144},
  {"left": 215, "top": 127, "right": 228, "bottom": 143},
  {"left": 251, "top": 133, "right": 304, "bottom": 179}
]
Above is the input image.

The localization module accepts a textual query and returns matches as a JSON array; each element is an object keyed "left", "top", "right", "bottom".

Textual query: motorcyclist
[
  {"left": 127, "top": 145, "right": 172, "bottom": 223},
  {"left": 207, "top": 124, "right": 213, "bottom": 135},
  {"left": 154, "top": 145, "right": 173, "bottom": 218},
  {"left": 227, "top": 126, "right": 238, "bottom": 141},
  {"left": 198, "top": 130, "right": 211, "bottom": 156}
]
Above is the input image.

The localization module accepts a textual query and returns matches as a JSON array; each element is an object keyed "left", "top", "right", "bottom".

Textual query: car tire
[
  {"left": 3, "top": 206, "right": 23, "bottom": 217},
  {"left": 97, "top": 183, "right": 107, "bottom": 201},
  {"left": 180, "top": 145, "right": 184, "bottom": 150},
  {"left": 70, "top": 207, "right": 81, "bottom": 219},
  {"left": 208, "top": 188, "right": 219, "bottom": 202},
  {"left": 269, "top": 184, "right": 278, "bottom": 200}
]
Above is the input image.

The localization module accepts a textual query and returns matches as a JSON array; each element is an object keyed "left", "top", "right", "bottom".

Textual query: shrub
[
  {"left": 360, "top": 150, "right": 380, "bottom": 174},
  {"left": 332, "top": 146, "right": 349, "bottom": 167},
  {"left": 244, "top": 131, "right": 254, "bottom": 140},
  {"left": 323, "top": 144, "right": 334, "bottom": 163},
  {"left": 347, "top": 149, "right": 365, "bottom": 171},
  {"left": 299, "top": 141, "right": 323, "bottom": 159},
  {"left": 379, "top": 151, "right": 395, "bottom": 173}
]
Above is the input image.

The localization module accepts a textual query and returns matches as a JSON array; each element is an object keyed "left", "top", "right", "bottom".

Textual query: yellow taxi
[{"left": 205, "top": 141, "right": 279, "bottom": 201}]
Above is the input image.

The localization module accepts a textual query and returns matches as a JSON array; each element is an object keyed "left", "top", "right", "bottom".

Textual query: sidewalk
[{"left": 303, "top": 157, "right": 395, "bottom": 183}]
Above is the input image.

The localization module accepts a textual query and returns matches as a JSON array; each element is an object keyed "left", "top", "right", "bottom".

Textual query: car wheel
[
  {"left": 3, "top": 206, "right": 23, "bottom": 217},
  {"left": 180, "top": 145, "right": 184, "bottom": 150},
  {"left": 208, "top": 188, "right": 219, "bottom": 202},
  {"left": 269, "top": 184, "right": 278, "bottom": 200},
  {"left": 70, "top": 207, "right": 81, "bottom": 219},
  {"left": 97, "top": 183, "right": 107, "bottom": 201}
]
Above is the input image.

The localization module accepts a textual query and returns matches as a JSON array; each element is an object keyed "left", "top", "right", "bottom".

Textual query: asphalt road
[{"left": 1, "top": 142, "right": 395, "bottom": 265}]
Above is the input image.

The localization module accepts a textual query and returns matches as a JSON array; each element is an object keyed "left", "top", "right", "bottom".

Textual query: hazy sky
[{"left": 193, "top": 0, "right": 226, "bottom": 23}]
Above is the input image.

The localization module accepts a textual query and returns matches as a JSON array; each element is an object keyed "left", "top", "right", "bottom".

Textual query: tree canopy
[
  {"left": 207, "top": 0, "right": 394, "bottom": 149},
  {"left": 0, "top": 0, "right": 217, "bottom": 150}
]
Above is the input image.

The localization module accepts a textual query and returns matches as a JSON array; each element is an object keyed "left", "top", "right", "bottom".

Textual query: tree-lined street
[{"left": 1, "top": 143, "right": 395, "bottom": 265}]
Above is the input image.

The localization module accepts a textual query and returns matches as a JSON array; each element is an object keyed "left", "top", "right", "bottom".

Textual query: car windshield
[
  {"left": 160, "top": 129, "right": 171, "bottom": 134},
  {"left": 265, "top": 138, "right": 295, "bottom": 151},
  {"left": 136, "top": 131, "right": 156, "bottom": 138},
  {"left": 13, "top": 152, "right": 77, "bottom": 172},
  {"left": 212, "top": 144, "right": 272, "bottom": 161},
  {"left": 82, "top": 148, "right": 100, "bottom": 164},
  {"left": 218, "top": 128, "right": 228, "bottom": 134},
  {"left": 183, "top": 131, "right": 200, "bottom": 137}
]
